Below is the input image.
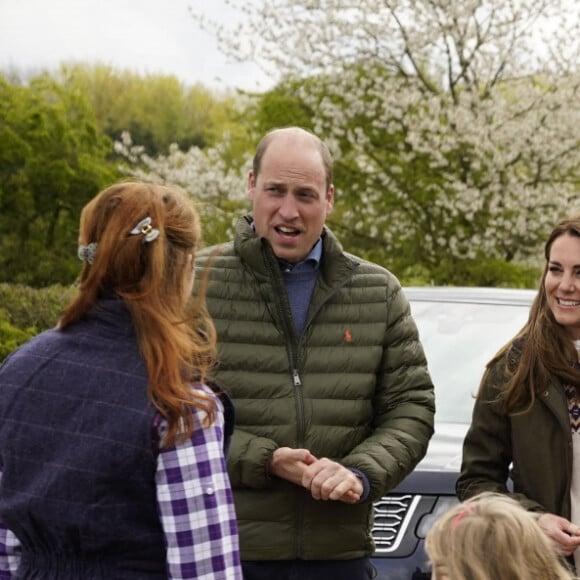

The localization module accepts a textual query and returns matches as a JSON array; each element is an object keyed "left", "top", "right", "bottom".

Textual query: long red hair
[{"left": 60, "top": 181, "right": 217, "bottom": 447}]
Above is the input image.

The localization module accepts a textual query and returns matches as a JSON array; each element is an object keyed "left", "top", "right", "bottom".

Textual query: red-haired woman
[{"left": 0, "top": 181, "right": 242, "bottom": 579}]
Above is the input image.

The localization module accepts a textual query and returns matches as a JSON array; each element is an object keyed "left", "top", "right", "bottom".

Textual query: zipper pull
[{"left": 293, "top": 369, "right": 302, "bottom": 387}]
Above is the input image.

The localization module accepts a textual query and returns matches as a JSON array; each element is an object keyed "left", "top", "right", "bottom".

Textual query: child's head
[{"left": 425, "top": 493, "right": 573, "bottom": 580}]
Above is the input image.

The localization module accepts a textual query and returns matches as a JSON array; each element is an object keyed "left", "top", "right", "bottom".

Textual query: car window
[{"left": 410, "top": 300, "right": 530, "bottom": 424}]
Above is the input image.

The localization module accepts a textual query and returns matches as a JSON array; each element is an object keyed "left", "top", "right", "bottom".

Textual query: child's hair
[
  {"left": 425, "top": 492, "right": 575, "bottom": 580},
  {"left": 60, "top": 181, "right": 217, "bottom": 447}
]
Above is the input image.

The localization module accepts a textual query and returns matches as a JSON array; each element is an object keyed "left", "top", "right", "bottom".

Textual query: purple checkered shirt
[{"left": 0, "top": 386, "right": 242, "bottom": 580}]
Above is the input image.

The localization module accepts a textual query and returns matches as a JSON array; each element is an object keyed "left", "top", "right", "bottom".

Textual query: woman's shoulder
[{"left": 482, "top": 336, "right": 526, "bottom": 389}]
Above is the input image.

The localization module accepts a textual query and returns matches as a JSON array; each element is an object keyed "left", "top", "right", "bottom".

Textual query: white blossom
[
  {"left": 190, "top": 0, "right": 580, "bottom": 273},
  {"left": 114, "top": 131, "right": 250, "bottom": 244}
]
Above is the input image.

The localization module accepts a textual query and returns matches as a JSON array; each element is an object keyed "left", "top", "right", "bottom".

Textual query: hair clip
[
  {"left": 78, "top": 242, "right": 98, "bottom": 264},
  {"left": 451, "top": 504, "right": 476, "bottom": 532},
  {"left": 130, "top": 216, "right": 160, "bottom": 243}
]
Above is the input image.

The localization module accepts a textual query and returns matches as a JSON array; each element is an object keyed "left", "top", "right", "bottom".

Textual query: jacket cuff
[{"left": 349, "top": 467, "right": 370, "bottom": 503}]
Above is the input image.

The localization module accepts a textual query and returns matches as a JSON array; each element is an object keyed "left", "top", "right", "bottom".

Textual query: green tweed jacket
[{"left": 195, "top": 215, "right": 435, "bottom": 561}]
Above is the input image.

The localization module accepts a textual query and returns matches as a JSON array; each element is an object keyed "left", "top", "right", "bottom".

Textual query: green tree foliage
[
  {"left": 248, "top": 81, "right": 315, "bottom": 136},
  {"left": 58, "top": 63, "right": 253, "bottom": 160},
  {"left": 0, "top": 74, "right": 116, "bottom": 286},
  {"left": 0, "top": 283, "right": 76, "bottom": 330},
  {"left": 0, "top": 64, "right": 257, "bottom": 287}
]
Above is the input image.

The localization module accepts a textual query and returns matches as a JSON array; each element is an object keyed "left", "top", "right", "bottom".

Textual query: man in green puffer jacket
[{"left": 195, "top": 127, "right": 435, "bottom": 580}]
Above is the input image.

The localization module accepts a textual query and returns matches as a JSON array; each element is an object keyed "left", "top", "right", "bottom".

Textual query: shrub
[
  {"left": 0, "top": 284, "right": 77, "bottom": 363},
  {"left": 0, "top": 313, "right": 36, "bottom": 362},
  {"left": 0, "top": 283, "right": 76, "bottom": 331}
]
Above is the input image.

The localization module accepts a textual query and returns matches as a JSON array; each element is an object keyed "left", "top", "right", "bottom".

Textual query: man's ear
[
  {"left": 326, "top": 184, "right": 335, "bottom": 215},
  {"left": 247, "top": 171, "right": 256, "bottom": 200}
]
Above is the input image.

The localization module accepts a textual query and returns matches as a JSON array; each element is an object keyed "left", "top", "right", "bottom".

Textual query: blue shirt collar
[{"left": 278, "top": 238, "right": 322, "bottom": 273}]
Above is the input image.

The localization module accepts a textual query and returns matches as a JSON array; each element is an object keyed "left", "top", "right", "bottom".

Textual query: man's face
[{"left": 248, "top": 135, "right": 334, "bottom": 264}]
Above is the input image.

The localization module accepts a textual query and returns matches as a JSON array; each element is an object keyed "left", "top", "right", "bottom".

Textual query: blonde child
[{"left": 426, "top": 492, "right": 576, "bottom": 580}]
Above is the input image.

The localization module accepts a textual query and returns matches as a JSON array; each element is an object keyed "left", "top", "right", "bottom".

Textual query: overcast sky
[{"left": 0, "top": 0, "right": 274, "bottom": 91}]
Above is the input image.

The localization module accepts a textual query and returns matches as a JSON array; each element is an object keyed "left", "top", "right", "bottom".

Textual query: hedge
[{"left": 0, "top": 283, "right": 77, "bottom": 363}]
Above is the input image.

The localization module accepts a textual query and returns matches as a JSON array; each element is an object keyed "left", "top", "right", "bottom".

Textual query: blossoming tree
[
  {"left": 115, "top": 131, "right": 250, "bottom": 246},
  {"left": 188, "top": 0, "right": 580, "bottom": 284}
]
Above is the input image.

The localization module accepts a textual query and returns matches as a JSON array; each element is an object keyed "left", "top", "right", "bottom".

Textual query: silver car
[{"left": 371, "top": 286, "right": 536, "bottom": 580}]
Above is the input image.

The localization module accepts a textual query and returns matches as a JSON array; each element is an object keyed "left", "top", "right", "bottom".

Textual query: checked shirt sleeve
[
  {"left": 0, "top": 466, "right": 20, "bottom": 579},
  {"left": 156, "top": 386, "right": 242, "bottom": 580}
]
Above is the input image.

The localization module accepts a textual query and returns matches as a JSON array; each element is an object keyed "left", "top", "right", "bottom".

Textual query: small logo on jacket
[{"left": 344, "top": 329, "right": 352, "bottom": 343}]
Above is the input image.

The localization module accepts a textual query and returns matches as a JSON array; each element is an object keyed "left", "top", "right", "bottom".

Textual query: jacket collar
[{"left": 234, "top": 213, "right": 359, "bottom": 282}]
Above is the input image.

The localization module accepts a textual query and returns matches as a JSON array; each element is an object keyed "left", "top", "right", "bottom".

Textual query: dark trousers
[{"left": 242, "top": 558, "right": 376, "bottom": 580}]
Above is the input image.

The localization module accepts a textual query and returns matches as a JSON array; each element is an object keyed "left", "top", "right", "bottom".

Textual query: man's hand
[
  {"left": 268, "top": 447, "right": 316, "bottom": 486},
  {"left": 301, "top": 457, "right": 363, "bottom": 504},
  {"left": 269, "top": 449, "right": 364, "bottom": 503},
  {"left": 537, "top": 513, "right": 580, "bottom": 556}
]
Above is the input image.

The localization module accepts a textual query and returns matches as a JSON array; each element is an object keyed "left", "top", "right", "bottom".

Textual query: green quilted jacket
[{"left": 195, "top": 215, "right": 435, "bottom": 561}]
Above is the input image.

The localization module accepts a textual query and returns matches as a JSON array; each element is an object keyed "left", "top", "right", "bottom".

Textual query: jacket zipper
[
  {"left": 263, "top": 243, "right": 357, "bottom": 558},
  {"left": 263, "top": 249, "right": 306, "bottom": 557}
]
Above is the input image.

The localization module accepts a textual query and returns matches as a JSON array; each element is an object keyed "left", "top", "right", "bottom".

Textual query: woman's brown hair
[
  {"left": 60, "top": 181, "right": 217, "bottom": 447},
  {"left": 486, "top": 217, "right": 580, "bottom": 413}
]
